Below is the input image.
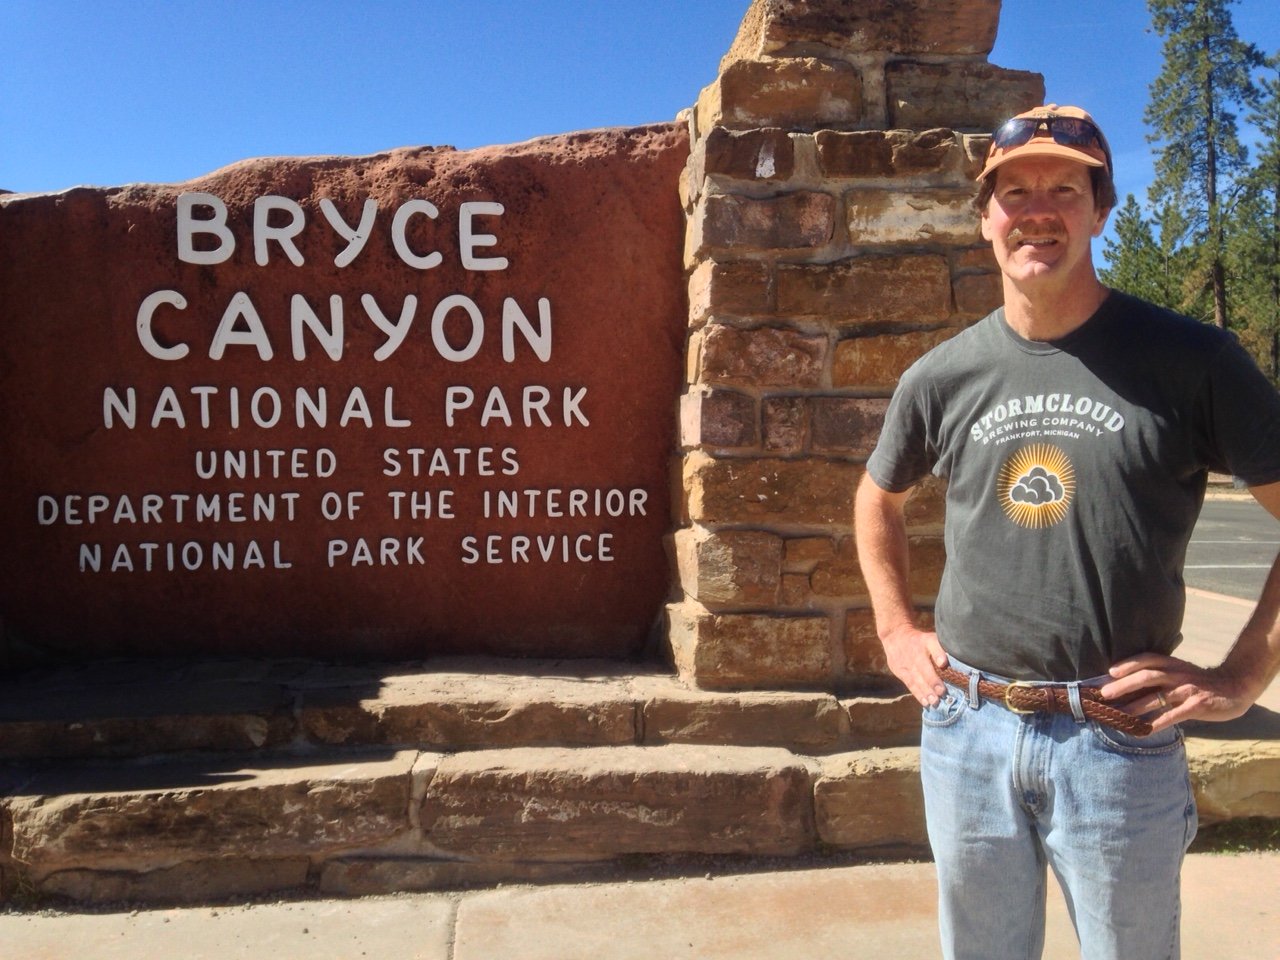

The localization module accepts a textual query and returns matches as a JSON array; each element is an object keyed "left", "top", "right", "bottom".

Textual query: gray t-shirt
[{"left": 866, "top": 291, "right": 1280, "bottom": 680}]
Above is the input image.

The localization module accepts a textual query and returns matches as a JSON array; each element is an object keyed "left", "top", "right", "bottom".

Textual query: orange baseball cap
[{"left": 979, "top": 104, "right": 1112, "bottom": 181}]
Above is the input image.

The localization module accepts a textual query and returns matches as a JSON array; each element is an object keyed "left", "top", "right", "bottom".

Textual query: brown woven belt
[{"left": 938, "top": 667, "right": 1153, "bottom": 737}]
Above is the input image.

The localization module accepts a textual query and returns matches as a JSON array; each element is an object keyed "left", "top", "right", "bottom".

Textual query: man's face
[{"left": 980, "top": 156, "right": 1110, "bottom": 291}]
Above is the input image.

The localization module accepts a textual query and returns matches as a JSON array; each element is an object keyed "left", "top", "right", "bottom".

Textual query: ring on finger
[{"left": 1156, "top": 692, "right": 1169, "bottom": 709}]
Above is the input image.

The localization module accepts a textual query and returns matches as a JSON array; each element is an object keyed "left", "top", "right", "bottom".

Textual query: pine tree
[
  {"left": 1145, "top": 0, "right": 1262, "bottom": 329},
  {"left": 1235, "top": 53, "right": 1280, "bottom": 379},
  {"left": 1101, "top": 195, "right": 1169, "bottom": 304}
]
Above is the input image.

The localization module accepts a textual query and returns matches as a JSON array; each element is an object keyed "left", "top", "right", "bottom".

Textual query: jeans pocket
[
  {"left": 921, "top": 689, "right": 966, "bottom": 728},
  {"left": 1090, "top": 719, "right": 1183, "bottom": 755}
]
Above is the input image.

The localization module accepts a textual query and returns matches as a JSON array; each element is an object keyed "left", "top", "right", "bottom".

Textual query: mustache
[{"left": 1007, "top": 223, "right": 1067, "bottom": 242}]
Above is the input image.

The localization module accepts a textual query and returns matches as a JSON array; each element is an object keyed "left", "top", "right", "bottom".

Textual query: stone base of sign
[{"left": 1, "top": 658, "right": 1276, "bottom": 906}]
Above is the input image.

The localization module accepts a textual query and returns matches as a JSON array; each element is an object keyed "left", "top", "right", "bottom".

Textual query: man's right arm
[{"left": 854, "top": 471, "right": 949, "bottom": 707}]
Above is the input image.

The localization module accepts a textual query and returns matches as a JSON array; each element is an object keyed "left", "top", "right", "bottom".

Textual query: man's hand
[
  {"left": 1101, "top": 652, "right": 1258, "bottom": 733},
  {"left": 882, "top": 622, "right": 949, "bottom": 707}
]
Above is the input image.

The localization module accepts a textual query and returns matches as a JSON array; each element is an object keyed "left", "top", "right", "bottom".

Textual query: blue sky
[{"left": 5, "top": 0, "right": 1278, "bottom": 229}]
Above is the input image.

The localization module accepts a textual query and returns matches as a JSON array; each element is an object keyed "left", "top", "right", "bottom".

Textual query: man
[{"left": 854, "top": 104, "right": 1280, "bottom": 960}]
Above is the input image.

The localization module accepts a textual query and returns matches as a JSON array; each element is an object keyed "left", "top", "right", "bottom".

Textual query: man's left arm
[{"left": 1102, "top": 479, "right": 1280, "bottom": 733}]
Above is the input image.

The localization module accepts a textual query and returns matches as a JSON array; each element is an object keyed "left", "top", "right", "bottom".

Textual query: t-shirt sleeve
[
  {"left": 1197, "top": 337, "right": 1280, "bottom": 486},
  {"left": 865, "top": 363, "right": 936, "bottom": 492}
]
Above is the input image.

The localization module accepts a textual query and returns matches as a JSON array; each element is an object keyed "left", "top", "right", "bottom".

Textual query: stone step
[
  {"left": 2, "top": 734, "right": 1277, "bottom": 906},
  {"left": 0, "top": 743, "right": 924, "bottom": 904},
  {"left": 0, "top": 657, "right": 919, "bottom": 761}
]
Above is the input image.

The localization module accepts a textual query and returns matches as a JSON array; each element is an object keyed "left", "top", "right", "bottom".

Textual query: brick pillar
[{"left": 667, "top": 0, "right": 1043, "bottom": 691}]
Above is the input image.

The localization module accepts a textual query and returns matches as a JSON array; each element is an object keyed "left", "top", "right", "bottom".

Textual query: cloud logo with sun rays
[{"left": 996, "top": 444, "right": 1075, "bottom": 528}]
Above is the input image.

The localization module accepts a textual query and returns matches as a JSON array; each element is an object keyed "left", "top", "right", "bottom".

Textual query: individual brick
[
  {"left": 903, "top": 476, "right": 947, "bottom": 529},
  {"left": 7, "top": 751, "right": 420, "bottom": 876},
  {"left": 721, "top": 0, "right": 1001, "bottom": 59},
  {"left": 690, "top": 191, "right": 836, "bottom": 259},
  {"left": 636, "top": 679, "right": 846, "bottom": 750},
  {"left": 832, "top": 327, "right": 959, "bottom": 391},
  {"left": 813, "top": 131, "right": 895, "bottom": 178},
  {"left": 783, "top": 536, "right": 837, "bottom": 570},
  {"left": 666, "top": 600, "right": 834, "bottom": 689},
  {"left": 697, "top": 324, "right": 827, "bottom": 388},
  {"left": 674, "top": 527, "right": 784, "bottom": 607},
  {"left": 420, "top": 744, "right": 817, "bottom": 859},
  {"left": 816, "top": 129, "right": 967, "bottom": 179},
  {"left": 762, "top": 395, "right": 809, "bottom": 453},
  {"left": 775, "top": 255, "right": 951, "bottom": 326},
  {"left": 680, "top": 387, "right": 758, "bottom": 449},
  {"left": 702, "top": 127, "right": 796, "bottom": 182},
  {"left": 809, "top": 397, "right": 890, "bottom": 455},
  {"left": 698, "top": 57, "right": 862, "bottom": 132},
  {"left": 845, "top": 188, "right": 980, "bottom": 245},
  {"left": 684, "top": 452, "right": 860, "bottom": 527},
  {"left": 815, "top": 749, "right": 927, "bottom": 850},
  {"left": 954, "top": 271, "right": 1002, "bottom": 320},
  {"left": 842, "top": 692, "right": 922, "bottom": 747},
  {"left": 687, "top": 259, "right": 773, "bottom": 325},
  {"left": 809, "top": 536, "right": 868, "bottom": 599},
  {"left": 885, "top": 61, "right": 1044, "bottom": 131}
]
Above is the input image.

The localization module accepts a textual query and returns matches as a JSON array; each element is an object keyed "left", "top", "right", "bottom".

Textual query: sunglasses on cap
[{"left": 992, "top": 115, "right": 1112, "bottom": 171}]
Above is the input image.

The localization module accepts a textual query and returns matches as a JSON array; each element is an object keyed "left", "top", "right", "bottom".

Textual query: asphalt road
[{"left": 1186, "top": 496, "right": 1279, "bottom": 599}]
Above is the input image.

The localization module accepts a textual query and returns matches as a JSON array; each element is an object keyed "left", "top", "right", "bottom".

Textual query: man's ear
[{"left": 1091, "top": 205, "right": 1112, "bottom": 238}]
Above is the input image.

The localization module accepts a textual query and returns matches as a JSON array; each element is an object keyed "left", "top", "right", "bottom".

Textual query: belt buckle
[{"left": 1003, "top": 680, "right": 1037, "bottom": 715}]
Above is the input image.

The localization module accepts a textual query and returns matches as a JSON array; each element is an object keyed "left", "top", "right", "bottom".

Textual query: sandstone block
[
  {"left": 844, "top": 607, "right": 935, "bottom": 680},
  {"left": 699, "top": 58, "right": 862, "bottom": 132},
  {"left": 815, "top": 131, "right": 894, "bottom": 179},
  {"left": 816, "top": 129, "right": 968, "bottom": 180},
  {"left": 776, "top": 255, "right": 951, "bottom": 326},
  {"left": 684, "top": 452, "right": 860, "bottom": 527},
  {"left": 815, "top": 748, "right": 927, "bottom": 849},
  {"left": 843, "top": 607, "right": 888, "bottom": 677},
  {"left": 666, "top": 600, "right": 833, "bottom": 689},
  {"left": 680, "top": 387, "right": 758, "bottom": 449},
  {"left": 7, "top": 751, "right": 419, "bottom": 876},
  {"left": 722, "top": 0, "right": 1001, "bottom": 60},
  {"left": 702, "top": 127, "right": 796, "bottom": 182},
  {"left": 842, "top": 693, "right": 922, "bottom": 747},
  {"left": 762, "top": 395, "right": 808, "bottom": 453},
  {"left": 299, "top": 674, "right": 638, "bottom": 750},
  {"left": 1186, "top": 738, "right": 1280, "bottom": 823},
  {"left": 954, "top": 270, "right": 1002, "bottom": 320},
  {"left": 688, "top": 259, "right": 773, "bottom": 324},
  {"left": 810, "top": 397, "right": 890, "bottom": 456},
  {"left": 634, "top": 678, "right": 846, "bottom": 750},
  {"left": 674, "top": 526, "right": 783, "bottom": 607},
  {"left": 886, "top": 62, "right": 1045, "bottom": 131},
  {"left": 784, "top": 536, "right": 837, "bottom": 569},
  {"left": 955, "top": 246, "right": 998, "bottom": 271},
  {"left": 0, "top": 679, "right": 296, "bottom": 761},
  {"left": 420, "top": 745, "right": 816, "bottom": 859},
  {"left": 37, "top": 858, "right": 310, "bottom": 905},
  {"left": 832, "top": 327, "right": 958, "bottom": 391},
  {"left": 809, "top": 536, "right": 868, "bottom": 599},
  {"left": 698, "top": 324, "right": 827, "bottom": 388},
  {"left": 846, "top": 188, "right": 980, "bottom": 245},
  {"left": 903, "top": 477, "right": 948, "bottom": 529},
  {"left": 780, "top": 572, "right": 814, "bottom": 608},
  {"left": 690, "top": 191, "right": 836, "bottom": 259},
  {"left": 904, "top": 535, "right": 946, "bottom": 597},
  {"left": 962, "top": 133, "right": 992, "bottom": 178}
]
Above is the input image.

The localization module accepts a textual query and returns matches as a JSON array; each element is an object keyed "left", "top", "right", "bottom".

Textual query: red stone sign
[{"left": 0, "top": 124, "right": 689, "bottom": 661}]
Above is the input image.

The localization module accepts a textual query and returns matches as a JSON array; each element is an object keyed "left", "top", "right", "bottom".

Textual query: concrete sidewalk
[{"left": 2, "top": 851, "right": 1276, "bottom": 959}]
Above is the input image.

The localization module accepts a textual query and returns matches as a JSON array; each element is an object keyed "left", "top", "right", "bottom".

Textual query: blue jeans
[{"left": 921, "top": 657, "right": 1198, "bottom": 960}]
